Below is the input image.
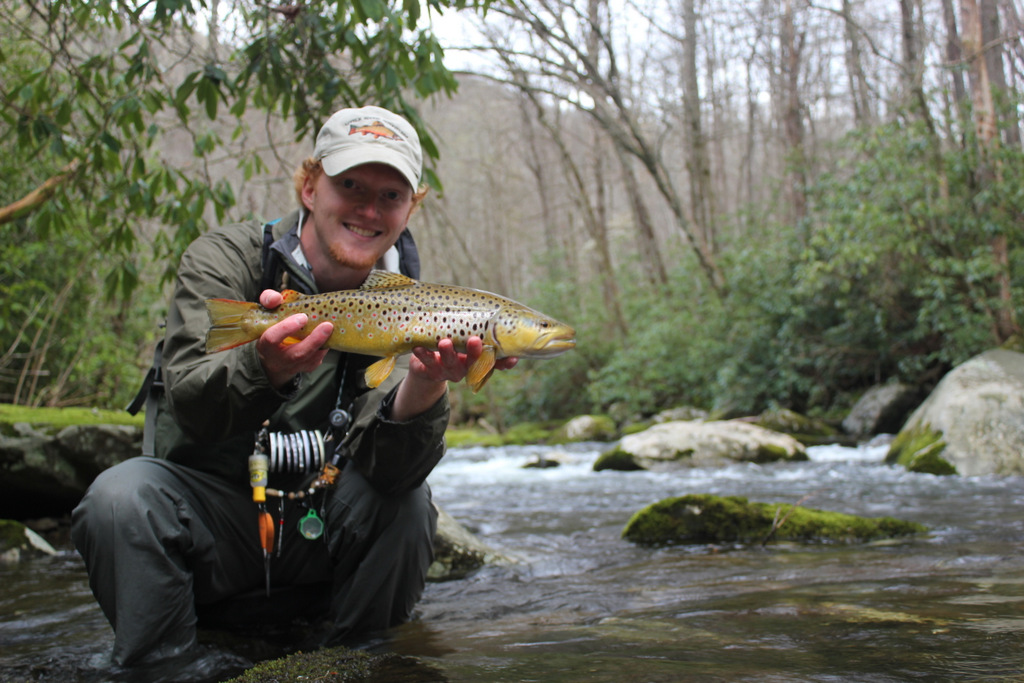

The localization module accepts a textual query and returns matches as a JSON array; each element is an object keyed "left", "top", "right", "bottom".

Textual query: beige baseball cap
[{"left": 313, "top": 106, "right": 423, "bottom": 189}]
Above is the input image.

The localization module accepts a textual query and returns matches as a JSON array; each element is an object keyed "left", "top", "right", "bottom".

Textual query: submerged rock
[
  {"left": 887, "top": 349, "right": 1024, "bottom": 476},
  {"left": 224, "top": 645, "right": 442, "bottom": 683},
  {"left": 594, "top": 420, "right": 807, "bottom": 472},
  {"left": 622, "top": 494, "right": 926, "bottom": 546}
]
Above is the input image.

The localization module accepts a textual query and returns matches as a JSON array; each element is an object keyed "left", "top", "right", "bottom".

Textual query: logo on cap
[{"left": 349, "top": 121, "right": 404, "bottom": 142}]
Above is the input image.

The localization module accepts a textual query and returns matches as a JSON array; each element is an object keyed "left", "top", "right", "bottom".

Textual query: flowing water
[{"left": 3, "top": 440, "right": 1024, "bottom": 681}]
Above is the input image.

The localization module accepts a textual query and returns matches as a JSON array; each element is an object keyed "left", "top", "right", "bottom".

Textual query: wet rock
[
  {"left": 556, "top": 415, "right": 617, "bottom": 442},
  {"left": 622, "top": 494, "right": 926, "bottom": 545},
  {"left": 0, "top": 518, "right": 58, "bottom": 563},
  {"left": 429, "top": 507, "right": 511, "bottom": 581},
  {"left": 752, "top": 408, "right": 847, "bottom": 446},
  {"left": 523, "top": 453, "right": 562, "bottom": 469},
  {"left": 887, "top": 349, "right": 1024, "bottom": 476},
  {"left": 842, "top": 383, "right": 923, "bottom": 438},
  {"left": 653, "top": 406, "right": 709, "bottom": 423},
  {"left": 0, "top": 423, "right": 142, "bottom": 519},
  {"left": 594, "top": 420, "right": 807, "bottom": 472}
]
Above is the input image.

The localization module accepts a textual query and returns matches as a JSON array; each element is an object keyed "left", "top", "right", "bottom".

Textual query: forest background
[{"left": 1, "top": 0, "right": 1022, "bottom": 430}]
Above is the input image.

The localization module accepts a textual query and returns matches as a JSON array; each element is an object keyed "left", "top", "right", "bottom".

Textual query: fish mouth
[{"left": 530, "top": 329, "right": 576, "bottom": 357}]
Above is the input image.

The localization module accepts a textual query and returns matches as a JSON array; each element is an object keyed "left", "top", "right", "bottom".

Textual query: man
[{"left": 71, "top": 105, "right": 516, "bottom": 675}]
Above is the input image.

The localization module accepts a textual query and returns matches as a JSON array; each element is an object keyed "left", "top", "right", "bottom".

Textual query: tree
[
  {"left": 961, "top": 0, "right": 1021, "bottom": 343},
  {"left": 0, "top": 0, "right": 486, "bottom": 294}
]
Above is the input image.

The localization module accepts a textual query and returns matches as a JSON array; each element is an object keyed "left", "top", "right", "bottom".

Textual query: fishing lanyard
[{"left": 246, "top": 355, "right": 354, "bottom": 595}]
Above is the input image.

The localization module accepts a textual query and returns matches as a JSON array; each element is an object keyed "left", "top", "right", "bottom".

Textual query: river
[{"left": 3, "top": 440, "right": 1024, "bottom": 681}]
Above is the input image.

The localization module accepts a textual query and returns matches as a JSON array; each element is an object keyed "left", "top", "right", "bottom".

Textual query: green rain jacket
[{"left": 152, "top": 211, "right": 449, "bottom": 495}]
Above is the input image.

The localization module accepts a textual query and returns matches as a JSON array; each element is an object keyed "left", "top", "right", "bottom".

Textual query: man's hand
[
  {"left": 392, "top": 336, "right": 518, "bottom": 421},
  {"left": 255, "top": 289, "right": 333, "bottom": 390}
]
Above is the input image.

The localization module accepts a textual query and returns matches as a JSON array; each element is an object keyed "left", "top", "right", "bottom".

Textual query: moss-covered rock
[
  {"left": 622, "top": 494, "right": 926, "bottom": 546},
  {"left": 554, "top": 415, "right": 618, "bottom": 443},
  {"left": 890, "top": 349, "right": 1024, "bottom": 476},
  {"left": 593, "top": 447, "right": 646, "bottom": 472},
  {"left": 754, "top": 408, "right": 840, "bottom": 446},
  {"left": 223, "top": 646, "right": 442, "bottom": 682},
  {"left": 885, "top": 425, "right": 955, "bottom": 475}
]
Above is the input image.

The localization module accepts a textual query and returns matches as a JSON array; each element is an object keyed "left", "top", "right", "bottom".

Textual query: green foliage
[
  {"left": 708, "top": 120, "right": 1024, "bottom": 417},
  {"left": 803, "top": 121, "right": 1023, "bottom": 371},
  {"left": 588, "top": 261, "right": 730, "bottom": 416}
]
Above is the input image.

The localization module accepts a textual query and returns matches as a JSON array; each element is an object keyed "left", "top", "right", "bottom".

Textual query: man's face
[{"left": 301, "top": 162, "right": 414, "bottom": 273}]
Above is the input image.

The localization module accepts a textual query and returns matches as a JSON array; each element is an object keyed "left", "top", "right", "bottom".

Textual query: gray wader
[{"left": 71, "top": 456, "right": 437, "bottom": 667}]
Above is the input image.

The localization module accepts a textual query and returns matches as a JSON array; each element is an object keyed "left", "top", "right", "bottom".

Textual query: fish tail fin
[
  {"left": 467, "top": 346, "right": 497, "bottom": 393},
  {"left": 364, "top": 355, "right": 398, "bottom": 388},
  {"left": 205, "top": 298, "right": 260, "bottom": 352}
]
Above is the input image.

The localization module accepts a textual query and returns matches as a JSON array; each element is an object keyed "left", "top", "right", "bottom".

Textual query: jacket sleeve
[
  {"left": 342, "top": 357, "right": 451, "bottom": 495},
  {"left": 161, "top": 225, "right": 292, "bottom": 443}
]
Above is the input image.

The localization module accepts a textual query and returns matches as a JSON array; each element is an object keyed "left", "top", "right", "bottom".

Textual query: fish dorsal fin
[
  {"left": 361, "top": 270, "right": 416, "bottom": 290},
  {"left": 280, "top": 289, "right": 303, "bottom": 303}
]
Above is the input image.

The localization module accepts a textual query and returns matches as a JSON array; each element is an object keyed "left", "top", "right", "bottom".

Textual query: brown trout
[{"left": 205, "top": 270, "right": 576, "bottom": 392}]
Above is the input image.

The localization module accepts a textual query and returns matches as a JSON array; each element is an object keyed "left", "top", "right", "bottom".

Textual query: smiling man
[{"left": 71, "top": 106, "right": 517, "bottom": 679}]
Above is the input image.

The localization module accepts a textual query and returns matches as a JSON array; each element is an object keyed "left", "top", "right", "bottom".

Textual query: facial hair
[{"left": 327, "top": 237, "right": 384, "bottom": 272}]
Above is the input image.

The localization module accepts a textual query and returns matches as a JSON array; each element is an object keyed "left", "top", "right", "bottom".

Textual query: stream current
[{"left": 2, "top": 440, "right": 1024, "bottom": 681}]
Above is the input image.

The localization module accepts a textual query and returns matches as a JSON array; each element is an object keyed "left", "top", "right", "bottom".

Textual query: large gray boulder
[
  {"left": 595, "top": 420, "right": 808, "bottom": 471},
  {"left": 0, "top": 423, "right": 142, "bottom": 518},
  {"left": 842, "top": 383, "right": 923, "bottom": 437},
  {"left": 887, "top": 349, "right": 1024, "bottom": 476}
]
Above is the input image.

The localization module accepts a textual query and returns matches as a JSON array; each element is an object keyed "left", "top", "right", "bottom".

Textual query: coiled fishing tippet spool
[{"left": 258, "top": 429, "right": 326, "bottom": 474}]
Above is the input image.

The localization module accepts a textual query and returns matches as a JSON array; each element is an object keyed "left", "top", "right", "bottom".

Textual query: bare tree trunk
[
  {"left": 962, "top": 0, "right": 1021, "bottom": 342},
  {"left": 613, "top": 144, "right": 668, "bottom": 287},
  {"left": 681, "top": 0, "right": 717, "bottom": 255},
  {"left": 840, "top": 0, "right": 874, "bottom": 126},
  {"left": 780, "top": 0, "right": 808, "bottom": 229},
  {"left": 940, "top": 0, "right": 969, "bottom": 127},
  {"left": 899, "top": 0, "right": 937, "bottom": 133}
]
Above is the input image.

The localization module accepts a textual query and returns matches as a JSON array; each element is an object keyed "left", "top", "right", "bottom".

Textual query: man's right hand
[{"left": 255, "top": 289, "right": 333, "bottom": 390}]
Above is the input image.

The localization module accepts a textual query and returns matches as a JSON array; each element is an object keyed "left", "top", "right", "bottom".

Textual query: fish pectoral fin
[
  {"left": 364, "top": 356, "right": 398, "bottom": 388},
  {"left": 466, "top": 346, "right": 497, "bottom": 393}
]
